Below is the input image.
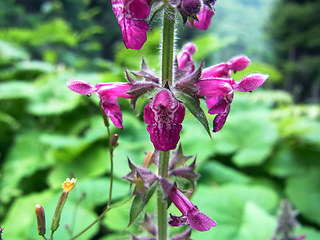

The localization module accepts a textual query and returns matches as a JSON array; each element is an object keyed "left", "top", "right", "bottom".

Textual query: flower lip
[
  {"left": 167, "top": 185, "right": 216, "bottom": 231},
  {"left": 144, "top": 89, "right": 185, "bottom": 152}
]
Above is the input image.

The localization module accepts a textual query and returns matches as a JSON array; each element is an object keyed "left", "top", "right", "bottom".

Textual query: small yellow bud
[{"left": 62, "top": 178, "right": 76, "bottom": 193}]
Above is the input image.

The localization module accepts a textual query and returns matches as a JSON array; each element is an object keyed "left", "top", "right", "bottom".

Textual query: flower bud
[
  {"left": 51, "top": 178, "right": 76, "bottom": 233},
  {"left": 181, "top": 0, "right": 202, "bottom": 17},
  {"left": 110, "top": 134, "right": 119, "bottom": 148},
  {"left": 35, "top": 204, "right": 46, "bottom": 236}
]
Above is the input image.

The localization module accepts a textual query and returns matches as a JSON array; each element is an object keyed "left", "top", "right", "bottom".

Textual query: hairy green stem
[
  {"left": 158, "top": 5, "right": 176, "bottom": 240},
  {"left": 158, "top": 151, "right": 170, "bottom": 240},
  {"left": 162, "top": 5, "right": 176, "bottom": 87}
]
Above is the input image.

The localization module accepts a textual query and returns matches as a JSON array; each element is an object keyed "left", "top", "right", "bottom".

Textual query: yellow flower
[{"left": 62, "top": 178, "right": 76, "bottom": 193}]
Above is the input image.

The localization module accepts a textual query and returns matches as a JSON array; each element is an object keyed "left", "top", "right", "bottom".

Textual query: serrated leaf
[
  {"left": 128, "top": 182, "right": 157, "bottom": 226},
  {"left": 175, "top": 91, "right": 211, "bottom": 137}
]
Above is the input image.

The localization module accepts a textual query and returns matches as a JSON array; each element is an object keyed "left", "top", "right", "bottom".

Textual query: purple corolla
[
  {"left": 168, "top": 185, "right": 216, "bottom": 231},
  {"left": 67, "top": 80, "right": 132, "bottom": 128},
  {"left": 143, "top": 89, "right": 185, "bottom": 152},
  {"left": 198, "top": 73, "right": 268, "bottom": 132},
  {"left": 188, "top": 4, "right": 215, "bottom": 30},
  {"left": 111, "top": 0, "right": 150, "bottom": 50}
]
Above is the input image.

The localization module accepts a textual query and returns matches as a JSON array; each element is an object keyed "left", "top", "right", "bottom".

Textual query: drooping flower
[
  {"left": 111, "top": 0, "right": 150, "bottom": 50},
  {"left": 67, "top": 80, "right": 132, "bottom": 128},
  {"left": 160, "top": 179, "right": 216, "bottom": 231},
  {"left": 198, "top": 73, "right": 268, "bottom": 132},
  {"left": 176, "top": 42, "right": 197, "bottom": 74},
  {"left": 188, "top": 4, "right": 215, "bottom": 30},
  {"left": 143, "top": 89, "right": 185, "bottom": 152}
]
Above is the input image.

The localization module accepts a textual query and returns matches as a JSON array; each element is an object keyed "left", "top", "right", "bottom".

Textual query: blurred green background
[{"left": 0, "top": 0, "right": 319, "bottom": 239}]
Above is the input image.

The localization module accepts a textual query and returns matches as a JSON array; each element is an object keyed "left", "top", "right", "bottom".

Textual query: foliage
[{"left": 0, "top": 1, "right": 319, "bottom": 240}]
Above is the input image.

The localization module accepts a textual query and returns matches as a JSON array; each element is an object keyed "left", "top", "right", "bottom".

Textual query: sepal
[
  {"left": 122, "top": 158, "right": 158, "bottom": 196},
  {"left": 169, "top": 158, "right": 200, "bottom": 188},
  {"left": 169, "top": 144, "right": 193, "bottom": 170},
  {"left": 174, "top": 61, "right": 203, "bottom": 95}
]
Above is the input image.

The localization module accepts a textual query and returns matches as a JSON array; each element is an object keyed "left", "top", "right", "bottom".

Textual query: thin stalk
[
  {"left": 107, "top": 128, "right": 114, "bottom": 206},
  {"left": 157, "top": 151, "right": 170, "bottom": 240},
  {"left": 69, "top": 196, "right": 133, "bottom": 240},
  {"left": 162, "top": 5, "right": 176, "bottom": 87}
]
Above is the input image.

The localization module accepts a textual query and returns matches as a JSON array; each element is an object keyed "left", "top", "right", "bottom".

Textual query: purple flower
[
  {"left": 143, "top": 89, "right": 185, "bottom": 152},
  {"left": 111, "top": 0, "right": 150, "bottom": 50},
  {"left": 168, "top": 185, "right": 216, "bottom": 231},
  {"left": 67, "top": 80, "right": 132, "bottom": 128},
  {"left": 188, "top": 5, "right": 215, "bottom": 30},
  {"left": 176, "top": 42, "right": 197, "bottom": 74},
  {"left": 198, "top": 73, "right": 268, "bottom": 132}
]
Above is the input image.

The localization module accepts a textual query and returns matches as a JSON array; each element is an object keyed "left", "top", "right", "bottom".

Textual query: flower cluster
[
  {"left": 110, "top": 0, "right": 216, "bottom": 50},
  {"left": 68, "top": 43, "right": 267, "bottom": 151},
  {"left": 122, "top": 147, "right": 216, "bottom": 234}
]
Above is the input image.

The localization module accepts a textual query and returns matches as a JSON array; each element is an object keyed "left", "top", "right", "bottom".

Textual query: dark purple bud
[
  {"left": 35, "top": 204, "right": 46, "bottom": 236},
  {"left": 181, "top": 0, "right": 203, "bottom": 16},
  {"left": 110, "top": 134, "right": 119, "bottom": 148}
]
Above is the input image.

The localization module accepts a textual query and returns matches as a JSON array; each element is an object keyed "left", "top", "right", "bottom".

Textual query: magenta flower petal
[
  {"left": 188, "top": 5, "right": 215, "bottom": 30},
  {"left": 202, "top": 63, "right": 231, "bottom": 78},
  {"left": 232, "top": 73, "right": 268, "bottom": 92},
  {"left": 198, "top": 78, "right": 233, "bottom": 97},
  {"left": 177, "top": 42, "right": 197, "bottom": 73},
  {"left": 67, "top": 80, "right": 132, "bottom": 128},
  {"left": 143, "top": 89, "right": 185, "bottom": 152},
  {"left": 188, "top": 208, "right": 217, "bottom": 231},
  {"left": 111, "top": 0, "right": 150, "bottom": 50},
  {"left": 213, "top": 104, "right": 230, "bottom": 132},
  {"left": 101, "top": 101, "right": 123, "bottom": 128},
  {"left": 166, "top": 186, "right": 216, "bottom": 232},
  {"left": 96, "top": 82, "right": 132, "bottom": 99},
  {"left": 227, "top": 56, "right": 250, "bottom": 72},
  {"left": 67, "top": 80, "right": 96, "bottom": 95}
]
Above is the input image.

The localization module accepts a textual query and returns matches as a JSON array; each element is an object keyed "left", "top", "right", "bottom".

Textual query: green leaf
[
  {"left": 67, "top": 177, "right": 130, "bottom": 209},
  {"left": 199, "top": 161, "right": 251, "bottom": 185},
  {"left": 180, "top": 118, "right": 214, "bottom": 164},
  {"left": 265, "top": 144, "right": 320, "bottom": 178},
  {"left": 191, "top": 184, "right": 278, "bottom": 240},
  {"left": 128, "top": 183, "right": 157, "bottom": 226},
  {"left": 175, "top": 91, "right": 211, "bottom": 138},
  {"left": 286, "top": 168, "right": 320, "bottom": 226},
  {"left": 47, "top": 145, "right": 108, "bottom": 188},
  {"left": 1, "top": 131, "right": 53, "bottom": 203},
  {"left": 0, "top": 81, "right": 35, "bottom": 100},
  {"left": 213, "top": 104, "right": 278, "bottom": 167},
  {"left": 0, "top": 40, "right": 29, "bottom": 62}
]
